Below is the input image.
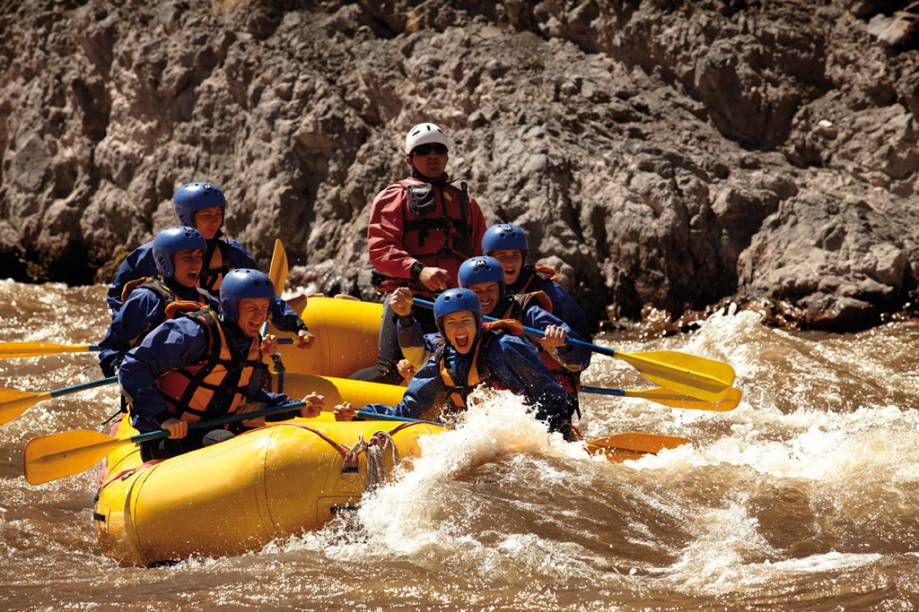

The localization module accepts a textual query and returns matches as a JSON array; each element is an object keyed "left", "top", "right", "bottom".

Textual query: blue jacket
[
  {"left": 98, "top": 279, "right": 218, "bottom": 377},
  {"left": 398, "top": 296, "right": 590, "bottom": 371},
  {"left": 362, "top": 331, "right": 571, "bottom": 432},
  {"left": 510, "top": 266, "right": 592, "bottom": 341},
  {"left": 106, "top": 235, "right": 306, "bottom": 333},
  {"left": 119, "top": 315, "right": 289, "bottom": 432}
]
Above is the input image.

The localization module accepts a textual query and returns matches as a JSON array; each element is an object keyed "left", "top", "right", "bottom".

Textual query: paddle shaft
[
  {"left": 582, "top": 386, "right": 629, "bottom": 398},
  {"left": 125, "top": 399, "right": 309, "bottom": 446},
  {"left": 412, "top": 298, "right": 605, "bottom": 354},
  {"left": 356, "top": 409, "right": 442, "bottom": 426},
  {"left": 50, "top": 376, "right": 118, "bottom": 397}
]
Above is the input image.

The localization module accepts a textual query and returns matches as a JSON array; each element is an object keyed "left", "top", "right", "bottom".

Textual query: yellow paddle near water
[
  {"left": 581, "top": 385, "right": 742, "bottom": 412},
  {"left": 355, "top": 410, "right": 691, "bottom": 461},
  {"left": 24, "top": 399, "right": 309, "bottom": 484},
  {"left": 0, "top": 377, "right": 119, "bottom": 426},
  {"left": 412, "top": 298, "right": 736, "bottom": 403},
  {"left": 585, "top": 432, "right": 690, "bottom": 462}
]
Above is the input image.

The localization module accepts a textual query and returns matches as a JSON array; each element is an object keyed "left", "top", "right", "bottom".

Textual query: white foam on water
[
  {"left": 352, "top": 390, "right": 584, "bottom": 555},
  {"left": 652, "top": 500, "right": 774, "bottom": 591},
  {"left": 665, "top": 534, "right": 883, "bottom": 596},
  {"left": 270, "top": 390, "right": 613, "bottom": 573},
  {"left": 620, "top": 401, "right": 919, "bottom": 485},
  {"left": 652, "top": 492, "right": 884, "bottom": 595}
]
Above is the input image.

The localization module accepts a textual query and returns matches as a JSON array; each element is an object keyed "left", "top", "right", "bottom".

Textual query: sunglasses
[{"left": 411, "top": 143, "right": 448, "bottom": 156}]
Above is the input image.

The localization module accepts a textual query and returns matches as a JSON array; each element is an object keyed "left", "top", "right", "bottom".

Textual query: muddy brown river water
[{"left": 0, "top": 279, "right": 916, "bottom": 609}]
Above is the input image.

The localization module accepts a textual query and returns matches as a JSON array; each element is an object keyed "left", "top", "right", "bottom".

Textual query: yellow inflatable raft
[
  {"left": 270, "top": 296, "right": 383, "bottom": 378},
  {"left": 93, "top": 375, "right": 437, "bottom": 566}
]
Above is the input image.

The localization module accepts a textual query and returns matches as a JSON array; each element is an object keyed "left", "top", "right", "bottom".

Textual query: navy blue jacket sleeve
[
  {"left": 98, "top": 289, "right": 167, "bottom": 377},
  {"left": 225, "top": 238, "right": 260, "bottom": 269},
  {"left": 246, "top": 368, "right": 292, "bottom": 418},
  {"left": 361, "top": 357, "right": 446, "bottom": 419},
  {"left": 522, "top": 304, "right": 591, "bottom": 371},
  {"left": 119, "top": 318, "right": 210, "bottom": 430},
  {"left": 542, "top": 280, "right": 592, "bottom": 340},
  {"left": 269, "top": 297, "right": 308, "bottom": 333},
  {"left": 485, "top": 335, "right": 571, "bottom": 430},
  {"left": 106, "top": 242, "right": 157, "bottom": 315}
]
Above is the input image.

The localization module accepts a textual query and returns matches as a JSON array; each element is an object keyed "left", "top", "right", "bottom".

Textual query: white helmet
[{"left": 404, "top": 123, "right": 450, "bottom": 154}]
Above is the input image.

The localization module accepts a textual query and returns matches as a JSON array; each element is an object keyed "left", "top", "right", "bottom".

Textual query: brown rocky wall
[{"left": 1, "top": 0, "right": 916, "bottom": 330}]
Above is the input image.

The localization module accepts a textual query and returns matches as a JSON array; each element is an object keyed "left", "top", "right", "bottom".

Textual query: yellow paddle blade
[
  {"left": 24, "top": 430, "right": 127, "bottom": 485},
  {"left": 585, "top": 431, "right": 690, "bottom": 463},
  {"left": 268, "top": 239, "right": 289, "bottom": 295},
  {"left": 0, "top": 389, "right": 50, "bottom": 426},
  {"left": 626, "top": 387, "right": 742, "bottom": 412},
  {"left": 0, "top": 342, "right": 94, "bottom": 359},
  {"left": 617, "top": 350, "right": 735, "bottom": 403}
]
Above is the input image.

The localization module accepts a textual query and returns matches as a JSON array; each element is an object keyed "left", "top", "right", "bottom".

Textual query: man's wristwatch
[{"left": 410, "top": 262, "right": 424, "bottom": 281}]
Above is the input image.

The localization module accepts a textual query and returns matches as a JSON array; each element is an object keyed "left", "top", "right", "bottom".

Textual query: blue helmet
[
  {"left": 434, "top": 288, "right": 482, "bottom": 334},
  {"left": 482, "top": 223, "right": 528, "bottom": 255},
  {"left": 152, "top": 226, "right": 207, "bottom": 278},
  {"left": 219, "top": 269, "right": 275, "bottom": 323},
  {"left": 459, "top": 256, "right": 505, "bottom": 289},
  {"left": 173, "top": 182, "right": 226, "bottom": 227}
]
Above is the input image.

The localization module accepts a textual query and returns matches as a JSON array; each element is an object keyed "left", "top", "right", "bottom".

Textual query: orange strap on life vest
[
  {"left": 519, "top": 290, "right": 553, "bottom": 314},
  {"left": 517, "top": 265, "right": 557, "bottom": 294},
  {"left": 163, "top": 300, "right": 210, "bottom": 320},
  {"left": 482, "top": 319, "right": 525, "bottom": 336},
  {"left": 120, "top": 276, "right": 177, "bottom": 305}
]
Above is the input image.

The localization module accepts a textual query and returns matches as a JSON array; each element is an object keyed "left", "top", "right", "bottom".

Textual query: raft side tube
[{"left": 269, "top": 296, "right": 384, "bottom": 378}]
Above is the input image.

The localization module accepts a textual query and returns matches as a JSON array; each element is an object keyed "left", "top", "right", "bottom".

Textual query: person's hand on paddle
[
  {"left": 334, "top": 402, "right": 356, "bottom": 421},
  {"left": 160, "top": 418, "right": 188, "bottom": 439},
  {"left": 300, "top": 392, "right": 324, "bottom": 418},
  {"left": 261, "top": 333, "right": 279, "bottom": 354},
  {"left": 389, "top": 287, "right": 414, "bottom": 317},
  {"left": 418, "top": 266, "right": 449, "bottom": 292},
  {"left": 295, "top": 329, "right": 315, "bottom": 348},
  {"left": 397, "top": 358, "right": 417, "bottom": 382},
  {"left": 539, "top": 324, "right": 568, "bottom": 349}
]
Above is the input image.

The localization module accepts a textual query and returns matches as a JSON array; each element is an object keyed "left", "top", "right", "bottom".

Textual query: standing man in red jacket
[{"left": 352, "top": 123, "right": 487, "bottom": 383}]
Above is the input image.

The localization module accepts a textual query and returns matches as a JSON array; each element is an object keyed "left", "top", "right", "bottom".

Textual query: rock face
[{"left": 0, "top": 0, "right": 916, "bottom": 331}]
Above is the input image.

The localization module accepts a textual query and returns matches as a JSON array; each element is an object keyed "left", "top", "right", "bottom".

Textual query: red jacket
[{"left": 368, "top": 176, "right": 486, "bottom": 290}]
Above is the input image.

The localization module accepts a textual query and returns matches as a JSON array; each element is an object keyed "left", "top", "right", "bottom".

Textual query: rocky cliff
[{"left": 1, "top": 0, "right": 917, "bottom": 330}]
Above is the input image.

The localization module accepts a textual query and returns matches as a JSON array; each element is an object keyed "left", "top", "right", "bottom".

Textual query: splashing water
[{"left": 0, "top": 282, "right": 916, "bottom": 608}]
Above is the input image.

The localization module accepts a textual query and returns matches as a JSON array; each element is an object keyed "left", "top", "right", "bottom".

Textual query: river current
[{"left": 0, "top": 279, "right": 916, "bottom": 609}]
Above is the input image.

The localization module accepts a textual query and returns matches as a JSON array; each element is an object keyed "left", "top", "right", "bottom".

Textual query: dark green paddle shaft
[
  {"left": 49, "top": 376, "right": 118, "bottom": 398},
  {"left": 356, "top": 409, "right": 442, "bottom": 426},
  {"left": 127, "top": 399, "right": 307, "bottom": 445}
]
